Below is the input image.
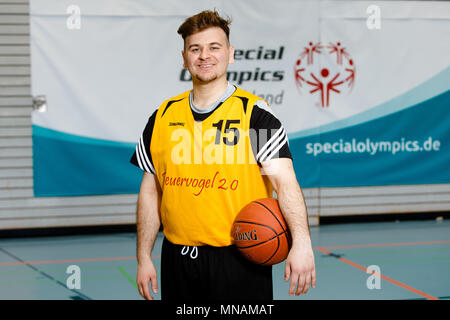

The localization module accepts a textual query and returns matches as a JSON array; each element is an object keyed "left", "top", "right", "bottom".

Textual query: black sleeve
[
  {"left": 249, "top": 99, "right": 292, "bottom": 165},
  {"left": 130, "top": 110, "right": 157, "bottom": 174}
]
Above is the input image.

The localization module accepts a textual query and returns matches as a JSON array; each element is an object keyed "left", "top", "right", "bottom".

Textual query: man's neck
[{"left": 191, "top": 78, "right": 229, "bottom": 109}]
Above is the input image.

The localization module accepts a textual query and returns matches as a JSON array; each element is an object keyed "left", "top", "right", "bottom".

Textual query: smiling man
[{"left": 131, "top": 10, "right": 316, "bottom": 301}]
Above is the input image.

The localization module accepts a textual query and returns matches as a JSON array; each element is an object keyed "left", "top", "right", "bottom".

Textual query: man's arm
[
  {"left": 261, "top": 158, "right": 316, "bottom": 296},
  {"left": 136, "top": 171, "right": 161, "bottom": 300}
]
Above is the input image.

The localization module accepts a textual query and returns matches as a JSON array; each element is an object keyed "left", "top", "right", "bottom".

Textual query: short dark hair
[{"left": 177, "top": 10, "right": 232, "bottom": 43}]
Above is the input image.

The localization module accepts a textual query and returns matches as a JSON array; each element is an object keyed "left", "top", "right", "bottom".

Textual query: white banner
[{"left": 30, "top": 0, "right": 450, "bottom": 196}]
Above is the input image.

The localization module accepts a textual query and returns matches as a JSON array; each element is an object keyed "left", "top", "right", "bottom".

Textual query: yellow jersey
[{"left": 131, "top": 84, "right": 291, "bottom": 246}]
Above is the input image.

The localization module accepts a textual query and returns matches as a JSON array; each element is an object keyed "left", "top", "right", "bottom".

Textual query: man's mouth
[{"left": 198, "top": 64, "right": 214, "bottom": 69}]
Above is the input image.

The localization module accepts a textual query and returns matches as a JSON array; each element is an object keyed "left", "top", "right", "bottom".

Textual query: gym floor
[{"left": 0, "top": 219, "right": 449, "bottom": 300}]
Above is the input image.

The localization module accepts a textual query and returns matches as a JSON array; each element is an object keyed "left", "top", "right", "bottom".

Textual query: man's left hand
[{"left": 284, "top": 242, "right": 316, "bottom": 296}]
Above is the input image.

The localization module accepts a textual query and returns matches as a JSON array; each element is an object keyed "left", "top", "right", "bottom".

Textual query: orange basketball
[{"left": 231, "top": 198, "right": 291, "bottom": 266}]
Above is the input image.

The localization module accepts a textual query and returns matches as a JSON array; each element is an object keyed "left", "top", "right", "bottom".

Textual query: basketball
[{"left": 232, "top": 198, "right": 292, "bottom": 266}]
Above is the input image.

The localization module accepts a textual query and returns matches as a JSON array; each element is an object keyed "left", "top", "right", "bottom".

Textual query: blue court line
[{"left": 0, "top": 247, "right": 92, "bottom": 300}]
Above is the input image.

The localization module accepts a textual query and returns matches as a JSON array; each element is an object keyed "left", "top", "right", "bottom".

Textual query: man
[{"left": 131, "top": 10, "right": 315, "bottom": 300}]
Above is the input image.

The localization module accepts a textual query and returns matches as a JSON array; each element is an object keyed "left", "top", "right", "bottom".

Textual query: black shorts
[{"left": 161, "top": 237, "right": 273, "bottom": 301}]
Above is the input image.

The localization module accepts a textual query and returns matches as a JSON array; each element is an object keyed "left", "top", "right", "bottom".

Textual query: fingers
[
  {"left": 137, "top": 280, "right": 153, "bottom": 300},
  {"left": 311, "top": 268, "right": 317, "bottom": 289},
  {"left": 289, "top": 272, "right": 310, "bottom": 296},
  {"left": 286, "top": 261, "right": 299, "bottom": 296},
  {"left": 150, "top": 274, "right": 159, "bottom": 296},
  {"left": 286, "top": 264, "right": 316, "bottom": 296},
  {"left": 301, "top": 272, "right": 312, "bottom": 295},
  {"left": 287, "top": 263, "right": 297, "bottom": 296},
  {"left": 285, "top": 246, "right": 316, "bottom": 296},
  {"left": 136, "top": 260, "right": 158, "bottom": 300},
  {"left": 143, "top": 280, "right": 153, "bottom": 300},
  {"left": 137, "top": 274, "right": 157, "bottom": 300},
  {"left": 286, "top": 262, "right": 303, "bottom": 296},
  {"left": 284, "top": 263, "right": 291, "bottom": 282},
  {"left": 296, "top": 273, "right": 306, "bottom": 296},
  {"left": 289, "top": 275, "right": 298, "bottom": 296}
]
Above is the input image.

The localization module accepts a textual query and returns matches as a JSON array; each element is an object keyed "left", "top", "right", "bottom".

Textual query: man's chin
[{"left": 194, "top": 74, "right": 218, "bottom": 84}]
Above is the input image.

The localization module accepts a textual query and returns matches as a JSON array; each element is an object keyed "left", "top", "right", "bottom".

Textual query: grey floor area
[{"left": 0, "top": 219, "right": 449, "bottom": 300}]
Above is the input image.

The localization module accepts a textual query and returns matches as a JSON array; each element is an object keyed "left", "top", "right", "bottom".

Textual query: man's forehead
[{"left": 185, "top": 27, "right": 229, "bottom": 46}]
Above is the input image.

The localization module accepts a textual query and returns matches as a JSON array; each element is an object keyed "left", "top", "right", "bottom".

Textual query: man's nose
[{"left": 199, "top": 48, "right": 210, "bottom": 59}]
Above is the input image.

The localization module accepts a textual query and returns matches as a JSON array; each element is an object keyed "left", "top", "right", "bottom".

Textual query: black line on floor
[{"left": 0, "top": 247, "right": 92, "bottom": 300}]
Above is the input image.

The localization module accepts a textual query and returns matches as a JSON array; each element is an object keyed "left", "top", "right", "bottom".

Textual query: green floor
[{"left": 0, "top": 219, "right": 449, "bottom": 300}]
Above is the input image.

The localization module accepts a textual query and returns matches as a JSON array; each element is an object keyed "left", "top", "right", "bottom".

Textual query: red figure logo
[{"left": 294, "top": 41, "right": 356, "bottom": 107}]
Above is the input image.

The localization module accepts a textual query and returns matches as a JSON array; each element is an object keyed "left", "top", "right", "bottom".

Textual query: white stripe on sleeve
[
  {"left": 135, "top": 143, "right": 145, "bottom": 171},
  {"left": 256, "top": 127, "right": 285, "bottom": 162},
  {"left": 261, "top": 135, "right": 288, "bottom": 162},
  {"left": 138, "top": 135, "right": 155, "bottom": 173},
  {"left": 259, "top": 129, "right": 288, "bottom": 163}
]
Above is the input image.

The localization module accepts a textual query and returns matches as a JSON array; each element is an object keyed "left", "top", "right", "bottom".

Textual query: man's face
[{"left": 182, "top": 27, "right": 234, "bottom": 84}]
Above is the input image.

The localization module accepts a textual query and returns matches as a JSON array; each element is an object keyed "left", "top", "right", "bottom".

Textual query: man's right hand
[{"left": 136, "top": 257, "right": 158, "bottom": 300}]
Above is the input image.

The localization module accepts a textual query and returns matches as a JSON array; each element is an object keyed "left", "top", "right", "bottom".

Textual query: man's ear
[
  {"left": 181, "top": 50, "right": 187, "bottom": 68},
  {"left": 229, "top": 45, "right": 235, "bottom": 64}
]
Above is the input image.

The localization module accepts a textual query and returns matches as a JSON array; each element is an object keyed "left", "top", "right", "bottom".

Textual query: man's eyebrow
[{"left": 187, "top": 42, "right": 223, "bottom": 49}]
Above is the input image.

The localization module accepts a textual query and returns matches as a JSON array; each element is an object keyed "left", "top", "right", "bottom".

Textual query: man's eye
[
  {"left": 211, "top": 47, "right": 219, "bottom": 50},
  {"left": 191, "top": 48, "right": 199, "bottom": 52}
]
